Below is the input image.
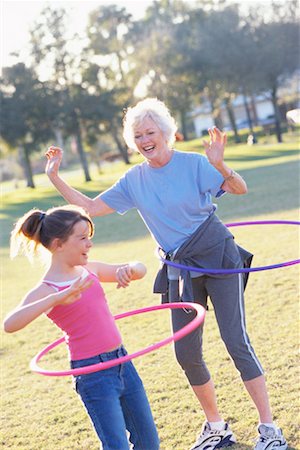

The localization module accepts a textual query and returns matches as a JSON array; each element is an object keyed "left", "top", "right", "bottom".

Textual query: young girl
[{"left": 4, "top": 205, "right": 160, "bottom": 450}]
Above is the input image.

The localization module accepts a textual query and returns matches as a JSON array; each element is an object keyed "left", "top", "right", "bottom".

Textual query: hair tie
[{"left": 39, "top": 212, "right": 46, "bottom": 222}]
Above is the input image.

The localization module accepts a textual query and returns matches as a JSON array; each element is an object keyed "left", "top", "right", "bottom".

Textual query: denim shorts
[{"left": 71, "top": 346, "right": 159, "bottom": 450}]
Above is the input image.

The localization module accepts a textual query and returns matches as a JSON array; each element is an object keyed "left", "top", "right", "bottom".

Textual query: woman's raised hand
[
  {"left": 203, "top": 127, "right": 227, "bottom": 169},
  {"left": 45, "top": 146, "right": 63, "bottom": 178}
]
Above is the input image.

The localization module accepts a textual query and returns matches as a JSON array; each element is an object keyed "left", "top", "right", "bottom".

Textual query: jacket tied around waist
[{"left": 153, "top": 214, "right": 253, "bottom": 303}]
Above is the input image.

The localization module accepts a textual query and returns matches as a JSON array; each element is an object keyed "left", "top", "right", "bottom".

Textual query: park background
[{"left": 1, "top": 0, "right": 299, "bottom": 449}]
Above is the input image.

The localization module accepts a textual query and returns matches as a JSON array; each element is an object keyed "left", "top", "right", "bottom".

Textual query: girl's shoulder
[
  {"left": 43, "top": 267, "right": 93, "bottom": 286},
  {"left": 22, "top": 281, "right": 56, "bottom": 306}
]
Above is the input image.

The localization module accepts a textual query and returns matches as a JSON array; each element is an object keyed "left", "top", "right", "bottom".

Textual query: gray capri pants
[{"left": 171, "top": 271, "right": 264, "bottom": 386}]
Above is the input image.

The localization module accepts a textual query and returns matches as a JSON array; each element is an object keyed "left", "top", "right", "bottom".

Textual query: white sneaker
[
  {"left": 254, "top": 425, "right": 287, "bottom": 450},
  {"left": 190, "top": 422, "right": 236, "bottom": 450}
]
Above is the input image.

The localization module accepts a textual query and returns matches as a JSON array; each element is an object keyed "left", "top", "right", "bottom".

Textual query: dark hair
[{"left": 10, "top": 205, "right": 94, "bottom": 260}]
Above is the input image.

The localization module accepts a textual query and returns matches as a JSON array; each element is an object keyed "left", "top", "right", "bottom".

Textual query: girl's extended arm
[
  {"left": 3, "top": 277, "right": 93, "bottom": 333},
  {"left": 45, "top": 146, "right": 115, "bottom": 217},
  {"left": 87, "top": 261, "right": 147, "bottom": 288}
]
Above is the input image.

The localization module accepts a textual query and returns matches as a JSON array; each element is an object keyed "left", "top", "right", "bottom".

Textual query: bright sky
[
  {"left": 0, "top": 0, "right": 153, "bottom": 69},
  {"left": 1, "top": 0, "right": 272, "bottom": 70}
]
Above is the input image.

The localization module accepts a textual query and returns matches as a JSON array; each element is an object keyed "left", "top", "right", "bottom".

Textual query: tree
[
  {"left": 126, "top": 0, "right": 195, "bottom": 137},
  {"left": 83, "top": 4, "right": 136, "bottom": 163},
  {"left": 86, "top": 4, "right": 133, "bottom": 88},
  {"left": 29, "top": 6, "right": 92, "bottom": 179},
  {"left": 0, "top": 64, "right": 53, "bottom": 187},
  {"left": 246, "top": 0, "right": 300, "bottom": 142}
]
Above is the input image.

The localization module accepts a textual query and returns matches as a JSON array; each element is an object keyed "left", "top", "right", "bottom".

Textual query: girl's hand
[
  {"left": 45, "top": 146, "right": 63, "bottom": 178},
  {"left": 54, "top": 277, "right": 94, "bottom": 306},
  {"left": 3, "top": 277, "right": 94, "bottom": 333},
  {"left": 116, "top": 265, "right": 134, "bottom": 289},
  {"left": 203, "top": 127, "right": 227, "bottom": 169},
  {"left": 115, "top": 261, "right": 146, "bottom": 288}
]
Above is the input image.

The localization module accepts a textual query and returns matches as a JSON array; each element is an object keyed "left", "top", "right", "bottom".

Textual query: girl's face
[
  {"left": 133, "top": 116, "right": 172, "bottom": 167},
  {"left": 59, "top": 220, "right": 93, "bottom": 266}
]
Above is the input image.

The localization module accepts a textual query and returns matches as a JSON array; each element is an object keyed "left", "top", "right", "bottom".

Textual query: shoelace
[
  {"left": 201, "top": 424, "right": 211, "bottom": 436},
  {"left": 258, "top": 432, "right": 279, "bottom": 443}
]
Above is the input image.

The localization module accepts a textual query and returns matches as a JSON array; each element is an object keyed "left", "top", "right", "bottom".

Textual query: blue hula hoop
[{"left": 158, "top": 220, "right": 300, "bottom": 274}]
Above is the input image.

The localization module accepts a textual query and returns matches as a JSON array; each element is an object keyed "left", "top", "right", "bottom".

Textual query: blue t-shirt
[{"left": 100, "top": 150, "right": 225, "bottom": 252}]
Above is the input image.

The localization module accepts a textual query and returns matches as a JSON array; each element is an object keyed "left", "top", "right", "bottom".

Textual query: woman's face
[{"left": 133, "top": 116, "right": 172, "bottom": 167}]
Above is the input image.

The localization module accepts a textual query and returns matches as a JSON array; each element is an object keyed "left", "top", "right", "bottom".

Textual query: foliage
[
  {"left": 0, "top": 0, "right": 299, "bottom": 184},
  {"left": 0, "top": 63, "right": 55, "bottom": 187}
]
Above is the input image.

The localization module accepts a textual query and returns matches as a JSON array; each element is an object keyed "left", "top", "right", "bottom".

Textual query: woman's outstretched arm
[{"left": 45, "top": 146, "right": 115, "bottom": 217}]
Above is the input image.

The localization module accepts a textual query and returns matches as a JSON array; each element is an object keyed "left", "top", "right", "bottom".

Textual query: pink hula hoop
[{"left": 30, "top": 302, "right": 205, "bottom": 377}]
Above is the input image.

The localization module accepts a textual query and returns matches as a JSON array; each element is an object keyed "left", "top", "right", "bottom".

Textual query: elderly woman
[{"left": 46, "top": 98, "right": 287, "bottom": 450}]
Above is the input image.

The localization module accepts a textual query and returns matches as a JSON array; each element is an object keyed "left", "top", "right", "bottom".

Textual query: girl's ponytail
[{"left": 10, "top": 209, "right": 46, "bottom": 260}]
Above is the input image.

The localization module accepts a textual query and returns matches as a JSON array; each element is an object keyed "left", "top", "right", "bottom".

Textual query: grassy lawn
[{"left": 1, "top": 136, "right": 299, "bottom": 449}]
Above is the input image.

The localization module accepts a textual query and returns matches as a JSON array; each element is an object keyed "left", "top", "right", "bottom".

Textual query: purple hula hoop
[
  {"left": 30, "top": 302, "right": 206, "bottom": 377},
  {"left": 159, "top": 220, "right": 300, "bottom": 274}
]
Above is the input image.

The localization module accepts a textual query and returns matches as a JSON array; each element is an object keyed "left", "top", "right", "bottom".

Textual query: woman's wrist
[{"left": 223, "top": 169, "right": 237, "bottom": 181}]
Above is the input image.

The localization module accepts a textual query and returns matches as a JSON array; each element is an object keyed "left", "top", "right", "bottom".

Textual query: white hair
[{"left": 122, "top": 98, "right": 178, "bottom": 151}]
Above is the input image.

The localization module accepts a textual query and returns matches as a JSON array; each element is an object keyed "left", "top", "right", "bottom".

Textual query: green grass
[{"left": 1, "top": 137, "right": 300, "bottom": 449}]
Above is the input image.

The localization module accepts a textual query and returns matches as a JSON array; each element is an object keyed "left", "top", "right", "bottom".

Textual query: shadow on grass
[
  {"left": 224, "top": 147, "right": 299, "bottom": 162},
  {"left": 217, "top": 160, "right": 300, "bottom": 221},
  {"left": 1, "top": 160, "right": 299, "bottom": 248}
]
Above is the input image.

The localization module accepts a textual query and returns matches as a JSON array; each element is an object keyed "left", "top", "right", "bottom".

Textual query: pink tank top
[{"left": 44, "top": 269, "right": 122, "bottom": 361}]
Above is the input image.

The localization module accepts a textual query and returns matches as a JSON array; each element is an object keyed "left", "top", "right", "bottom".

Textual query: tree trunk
[
  {"left": 54, "top": 128, "right": 67, "bottom": 169},
  {"left": 54, "top": 127, "right": 64, "bottom": 148},
  {"left": 271, "top": 86, "right": 283, "bottom": 143},
  {"left": 250, "top": 95, "right": 259, "bottom": 126},
  {"left": 111, "top": 124, "right": 130, "bottom": 164},
  {"left": 73, "top": 109, "right": 92, "bottom": 182},
  {"left": 208, "top": 92, "right": 223, "bottom": 129},
  {"left": 179, "top": 109, "right": 188, "bottom": 140},
  {"left": 242, "top": 90, "right": 257, "bottom": 143},
  {"left": 213, "top": 110, "right": 223, "bottom": 130},
  {"left": 224, "top": 98, "right": 241, "bottom": 143},
  {"left": 75, "top": 125, "right": 92, "bottom": 182},
  {"left": 19, "top": 145, "right": 35, "bottom": 188}
]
